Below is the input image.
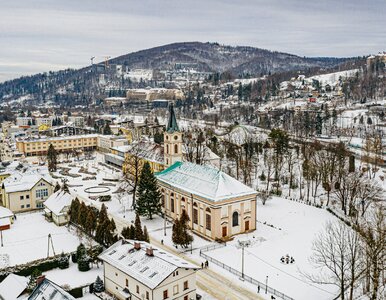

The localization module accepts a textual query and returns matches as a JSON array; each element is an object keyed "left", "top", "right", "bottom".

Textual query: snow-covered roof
[
  {"left": 156, "top": 162, "right": 257, "bottom": 202},
  {"left": 99, "top": 240, "right": 197, "bottom": 289},
  {"left": 43, "top": 191, "right": 73, "bottom": 215},
  {"left": 29, "top": 278, "right": 75, "bottom": 300},
  {"left": 0, "top": 206, "right": 13, "bottom": 219},
  {"left": 3, "top": 172, "right": 52, "bottom": 193},
  {"left": 0, "top": 273, "right": 28, "bottom": 300}
]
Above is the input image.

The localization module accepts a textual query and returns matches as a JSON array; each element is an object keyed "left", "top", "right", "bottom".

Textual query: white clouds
[{"left": 0, "top": 0, "right": 384, "bottom": 82}]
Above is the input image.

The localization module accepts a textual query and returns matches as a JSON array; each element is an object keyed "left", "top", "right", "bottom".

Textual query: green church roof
[{"left": 166, "top": 103, "right": 179, "bottom": 133}]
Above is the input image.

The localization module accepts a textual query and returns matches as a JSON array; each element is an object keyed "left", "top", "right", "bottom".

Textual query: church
[{"left": 157, "top": 105, "right": 258, "bottom": 240}]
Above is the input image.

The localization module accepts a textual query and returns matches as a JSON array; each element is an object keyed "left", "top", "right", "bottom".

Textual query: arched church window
[{"left": 232, "top": 211, "right": 239, "bottom": 227}]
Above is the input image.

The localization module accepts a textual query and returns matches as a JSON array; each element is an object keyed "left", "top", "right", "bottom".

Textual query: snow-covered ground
[
  {"left": 0, "top": 211, "right": 83, "bottom": 267},
  {"left": 203, "top": 197, "right": 337, "bottom": 300}
]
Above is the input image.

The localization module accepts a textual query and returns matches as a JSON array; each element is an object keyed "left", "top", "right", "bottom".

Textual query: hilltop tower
[{"left": 164, "top": 103, "right": 183, "bottom": 167}]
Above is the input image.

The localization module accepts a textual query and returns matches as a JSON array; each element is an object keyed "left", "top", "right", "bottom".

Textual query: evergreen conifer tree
[
  {"left": 134, "top": 213, "right": 143, "bottom": 240},
  {"left": 105, "top": 218, "right": 117, "bottom": 246},
  {"left": 129, "top": 224, "right": 136, "bottom": 239},
  {"left": 47, "top": 144, "right": 58, "bottom": 172},
  {"left": 136, "top": 162, "right": 162, "bottom": 219},
  {"left": 173, "top": 210, "right": 193, "bottom": 248},
  {"left": 76, "top": 243, "right": 90, "bottom": 272},
  {"left": 78, "top": 202, "right": 88, "bottom": 229},
  {"left": 93, "top": 276, "right": 104, "bottom": 293},
  {"left": 27, "top": 268, "right": 42, "bottom": 292},
  {"left": 121, "top": 226, "right": 131, "bottom": 239},
  {"left": 58, "top": 252, "right": 69, "bottom": 269},
  {"left": 143, "top": 225, "right": 150, "bottom": 243},
  {"left": 70, "top": 198, "right": 81, "bottom": 224},
  {"left": 84, "top": 207, "right": 97, "bottom": 236}
]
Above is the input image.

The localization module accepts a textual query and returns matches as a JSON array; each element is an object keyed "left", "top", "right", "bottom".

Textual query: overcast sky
[{"left": 0, "top": 0, "right": 385, "bottom": 82}]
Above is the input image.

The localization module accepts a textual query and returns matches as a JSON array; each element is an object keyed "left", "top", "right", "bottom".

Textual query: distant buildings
[
  {"left": 16, "top": 134, "right": 99, "bottom": 156},
  {"left": 99, "top": 239, "right": 198, "bottom": 300},
  {"left": 29, "top": 278, "right": 76, "bottom": 300}
]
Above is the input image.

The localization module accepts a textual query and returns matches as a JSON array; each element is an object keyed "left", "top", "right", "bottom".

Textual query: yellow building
[
  {"left": 2, "top": 173, "right": 53, "bottom": 213},
  {"left": 16, "top": 134, "right": 99, "bottom": 156}
]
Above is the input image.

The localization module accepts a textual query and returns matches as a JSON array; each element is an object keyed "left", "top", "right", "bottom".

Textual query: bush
[
  {"left": 99, "top": 195, "right": 111, "bottom": 202},
  {"left": 93, "top": 276, "right": 104, "bottom": 293},
  {"left": 68, "top": 286, "right": 83, "bottom": 298},
  {"left": 58, "top": 253, "right": 69, "bottom": 269},
  {"left": 259, "top": 172, "right": 266, "bottom": 181}
]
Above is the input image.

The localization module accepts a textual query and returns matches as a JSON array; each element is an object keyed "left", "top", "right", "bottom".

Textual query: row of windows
[
  {"left": 165, "top": 144, "right": 179, "bottom": 155},
  {"left": 36, "top": 189, "right": 49, "bottom": 199},
  {"left": 20, "top": 194, "right": 30, "bottom": 200},
  {"left": 21, "top": 204, "right": 30, "bottom": 209}
]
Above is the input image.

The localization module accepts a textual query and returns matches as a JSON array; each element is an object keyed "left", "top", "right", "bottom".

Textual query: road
[{"left": 76, "top": 194, "right": 262, "bottom": 300}]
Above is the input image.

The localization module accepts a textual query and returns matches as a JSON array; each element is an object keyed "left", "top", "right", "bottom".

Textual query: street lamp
[{"left": 265, "top": 276, "right": 268, "bottom": 294}]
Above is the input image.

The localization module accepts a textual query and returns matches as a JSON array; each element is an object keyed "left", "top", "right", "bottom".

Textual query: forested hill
[{"left": 0, "top": 42, "right": 356, "bottom": 104}]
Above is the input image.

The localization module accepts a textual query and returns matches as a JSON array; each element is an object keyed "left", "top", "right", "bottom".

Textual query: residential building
[
  {"left": 0, "top": 206, "right": 14, "bottom": 230},
  {"left": 68, "top": 116, "right": 85, "bottom": 127},
  {"left": 29, "top": 278, "right": 75, "bottom": 300},
  {"left": 99, "top": 240, "right": 198, "bottom": 300},
  {"left": 43, "top": 190, "right": 73, "bottom": 226},
  {"left": 97, "top": 135, "right": 128, "bottom": 152},
  {"left": 16, "top": 117, "right": 33, "bottom": 127},
  {"left": 1, "top": 170, "right": 53, "bottom": 212},
  {"left": 0, "top": 274, "right": 28, "bottom": 300},
  {"left": 16, "top": 134, "right": 99, "bottom": 156}
]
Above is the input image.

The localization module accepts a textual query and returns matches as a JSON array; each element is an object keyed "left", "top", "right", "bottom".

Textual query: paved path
[{"left": 75, "top": 193, "right": 262, "bottom": 299}]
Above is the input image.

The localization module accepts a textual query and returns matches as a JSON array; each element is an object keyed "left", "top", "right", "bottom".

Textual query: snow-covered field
[
  {"left": 0, "top": 212, "right": 83, "bottom": 267},
  {"left": 204, "top": 197, "right": 337, "bottom": 300}
]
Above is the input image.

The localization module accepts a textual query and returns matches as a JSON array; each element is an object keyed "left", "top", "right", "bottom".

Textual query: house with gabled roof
[
  {"left": 1, "top": 170, "right": 53, "bottom": 213},
  {"left": 43, "top": 190, "right": 74, "bottom": 226},
  {"left": 99, "top": 239, "right": 198, "bottom": 300}
]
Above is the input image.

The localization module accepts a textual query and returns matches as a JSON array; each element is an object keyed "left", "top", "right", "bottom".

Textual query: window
[
  {"left": 136, "top": 285, "right": 139, "bottom": 294},
  {"left": 166, "top": 144, "right": 169, "bottom": 154},
  {"left": 174, "top": 144, "right": 178, "bottom": 154},
  {"left": 21, "top": 205, "right": 25, "bottom": 209},
  {"left": 174, "top": 135, "right": 178, "bottom": 140},
  {"left": 232, "top": 211, "right": 239, "bottom": 227},
  {"left": 206, "top": 213, "right": 211, "bottom": 230},
  {"left": 36, "top": 189, "right": 48, "bottom": 199},
  {"left": 173, "top": 284, "right": 179, "bottom": 295},
  {"left": 171, "top": 197, "right": 174, "bottom": 213},
  {"left": 146, "top": 291, "right": 149, "bottom": 299},
  {"left": 184, "top": 296, "right": 188, "bottom": 300},
  {"left": 26, "top": 195, "right": 30, "bottom": 199},
  {"left": 193, "top": 208, "right": 198, "bottom": 224},
  {"left": 26, "top": 204, "right": 30, "bottom": 208},
  {"left": 125, "top": 279, "right": 128, "bottom": 287},
  {"left": 183, "top": 281, "right": 189, "bottom": 291},
  {"left": 20, "top": 195, "right": 24, "bottom": 200},
  {"left": 163, "top": 289, "right": 168, "bottom": 299}
]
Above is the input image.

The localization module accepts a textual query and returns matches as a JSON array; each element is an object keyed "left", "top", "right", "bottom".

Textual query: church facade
[{"left": 156, "top": 105, "right": 257, "bottom": 240}]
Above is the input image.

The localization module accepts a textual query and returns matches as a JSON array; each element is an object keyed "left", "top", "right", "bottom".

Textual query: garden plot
[{"left": 0, "top": 212, "right": 82, "bottom": 267}]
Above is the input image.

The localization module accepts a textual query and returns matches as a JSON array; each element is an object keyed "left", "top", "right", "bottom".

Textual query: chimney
[
  {"left": 36, "top": 275, "right": 46, "bottom": 286},
  {"left": 134, "top": 242, "right": 141, "bottom": 250},
  {"left": 146, "top": 247, "right": 154, "bottom": 257}
]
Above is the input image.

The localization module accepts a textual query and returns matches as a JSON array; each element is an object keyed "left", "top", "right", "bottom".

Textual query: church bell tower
[{"left": 164, "top": 103, "right": 183, "bottom": 167}]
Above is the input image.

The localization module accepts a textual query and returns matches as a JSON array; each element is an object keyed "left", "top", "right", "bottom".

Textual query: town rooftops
[
  {"left": 43, "top": 190, "right": 73, "bottom": 216},
  {"left": 156, "top": 162, "right": 257, "bottom": 202},
  {"left": 2, "top": 167, "right": 52, "bottom": 193},
  {"left": 0, "top": 206, "right": 13, "bottom": 219},
  {"left": 99, "top": 239, "right": 197, "bottom": 290},
  {"left": 28, "top": 278, "right": 75, "bottom": 300},
  {"left": 0, "top": 273, "right": 28, "bottom": 300}
]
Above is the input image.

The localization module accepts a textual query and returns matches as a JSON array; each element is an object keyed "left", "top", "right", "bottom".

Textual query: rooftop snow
[
  {"left": 44, "top": 191, "right": 73, "bottom": 216},
  {"left": 99, "top": 239, "right": 197, "bottom": 289},
  {"left": 0, "top": 273, "right": 28, "bottom": 300},
  {"left": 156, "top": 162, "right": 257, "bottom": 202}
]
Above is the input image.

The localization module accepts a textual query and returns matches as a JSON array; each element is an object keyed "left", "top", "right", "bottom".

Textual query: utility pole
[
  {"left": 241, "top": 245, "right": 245, "bottom": 279},
  {"left": 1, "top": 230, "right": 3, "bottom": 247},
  {"left": 265, "top": 275, "right": 269, "bottom": 294}
]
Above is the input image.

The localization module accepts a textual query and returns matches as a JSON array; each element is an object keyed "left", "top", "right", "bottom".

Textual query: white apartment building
[
  {"left": 16, "top": 117, "right": 33, "bottom": 126},
  {"left": 99, "top": 240, "right": 198, "bottom": 300}
]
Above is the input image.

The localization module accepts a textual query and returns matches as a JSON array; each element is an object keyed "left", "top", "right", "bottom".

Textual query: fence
[{"left": 200, "top": 244, "right": 295, "bottom": 300}]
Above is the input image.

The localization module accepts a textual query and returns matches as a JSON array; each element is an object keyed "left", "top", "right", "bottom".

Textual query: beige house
[
  {"left": 156, "top": 162, "right": 257, "bottom": 240},
  {"left": 43, "top": 190, "right": 73, "bottom": 226},
  {"left": 99, "top": 240, "right": 198, "bottom": 300},
  {"left": 1, "top": 173, "right": 53, "bottom": 213}
]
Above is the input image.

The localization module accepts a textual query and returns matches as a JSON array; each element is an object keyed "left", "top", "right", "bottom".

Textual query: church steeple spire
[
  {"left": 166, "top": 103, "right": 179, "bottom": 133},
  {"left": 164, "top": 103, "right": 182, "bottom": 167}
]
